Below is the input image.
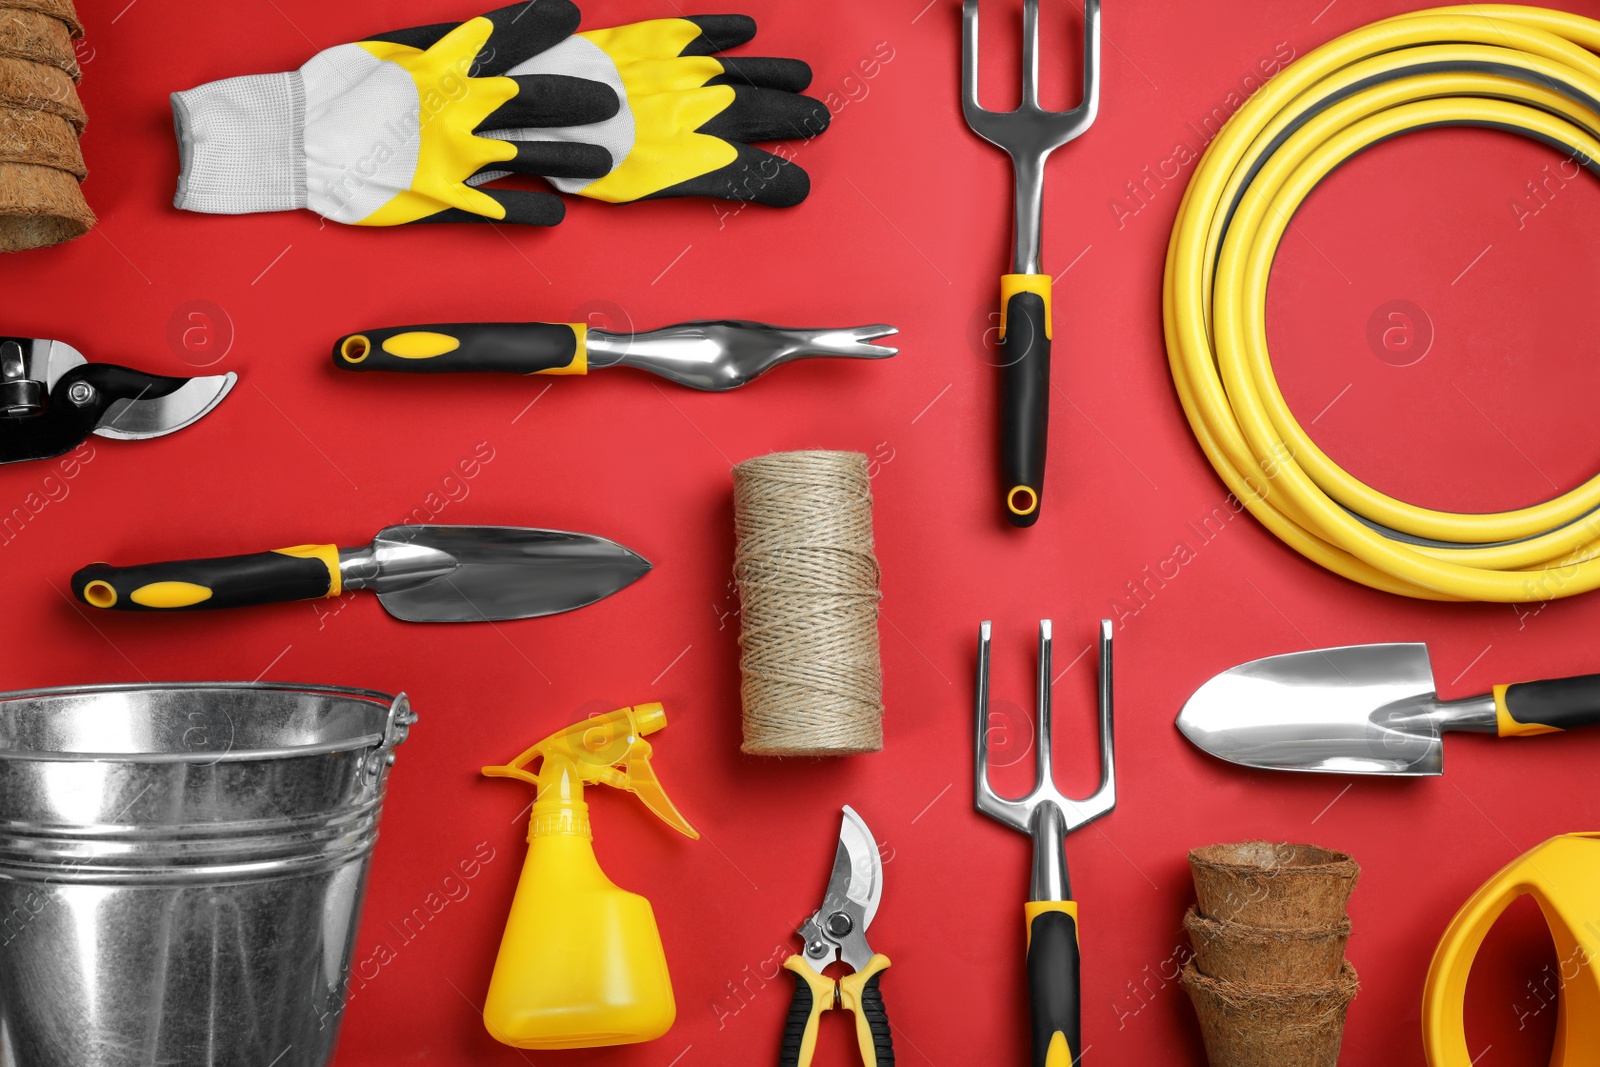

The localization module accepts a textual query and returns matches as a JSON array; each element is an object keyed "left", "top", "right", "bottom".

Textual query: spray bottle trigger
[{"left": 627, "top": 750, "right": 700, "bottom": 839}]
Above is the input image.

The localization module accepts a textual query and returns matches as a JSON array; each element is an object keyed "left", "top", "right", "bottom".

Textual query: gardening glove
[
  {"left": 471, "top": 14, "right": 830, "bottom": 206},
  {"left": 169, "top": 1, "right": 618, "bottom": 226}
]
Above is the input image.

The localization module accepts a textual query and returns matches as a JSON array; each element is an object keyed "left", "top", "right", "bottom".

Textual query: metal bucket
[{"left": 0, "top": 682, "right": 415, "bottom": 1067}]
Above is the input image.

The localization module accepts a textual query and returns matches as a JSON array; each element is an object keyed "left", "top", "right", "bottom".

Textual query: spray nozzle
[{"left": 484, "top": 702, "right": 699, "bottom": 839}]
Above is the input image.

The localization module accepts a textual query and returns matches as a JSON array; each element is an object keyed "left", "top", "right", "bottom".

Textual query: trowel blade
[{"left": 1176, "top": 642, "right": 1445, "bottom": 776}]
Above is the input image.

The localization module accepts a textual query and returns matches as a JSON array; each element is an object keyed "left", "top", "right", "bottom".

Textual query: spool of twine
[{"left": 733, "top": 450, "right": 883, "bottom": 756}]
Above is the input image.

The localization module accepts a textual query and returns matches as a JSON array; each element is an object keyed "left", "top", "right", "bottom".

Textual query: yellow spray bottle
[{"left": 482, "top": 701, "right": 698, "bottom": 1049}]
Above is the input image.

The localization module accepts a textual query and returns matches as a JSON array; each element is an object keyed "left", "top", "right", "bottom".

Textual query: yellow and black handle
[
  {"left": 779, "top": 954, "right": 894, "bottom": 1067},
  {"left": 71, "top": 545, "right": 342, "bottom": 611},
  {"left": 333, "top": 323, "right": 588, "bottom": 376},
  {"left": 1026, "top": 901, "right": 1080, "bottom": 1067},
  {"left": 1493, "top": 672, "right": 1600, "bottom": 737},
  {"left": 998, "top": 275, "right": 1052, "bottom": 528}
]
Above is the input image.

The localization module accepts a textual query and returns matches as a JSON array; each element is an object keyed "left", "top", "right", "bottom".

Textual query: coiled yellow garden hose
[{"left": 1165, "top": 5, "right": 1600, "bottom": 602}]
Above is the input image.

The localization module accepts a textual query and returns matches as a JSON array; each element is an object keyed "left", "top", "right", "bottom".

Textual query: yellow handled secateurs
[{"left": 781, "top": 806, "right": 893, "bottom": 1067}]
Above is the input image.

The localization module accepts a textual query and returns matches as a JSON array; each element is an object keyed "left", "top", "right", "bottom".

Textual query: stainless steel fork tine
[
  {"left": 975, "top": 619, "right": 994, "bottom": 802},
  {"left": 1035, "top": 619, "right": 1054, "bottom": 787},
  {"left": 1022, "top": 0, "right": 1041, "bottom": 107},
  {"left": 1096, "top": 618, "right": 1115, "bottom": 801},
  {"left": 1080, "top": 0, "right": 1104, "bottom": 122},
  {"left": 960, "top": 0, "right": 982, "bottom": 113}
]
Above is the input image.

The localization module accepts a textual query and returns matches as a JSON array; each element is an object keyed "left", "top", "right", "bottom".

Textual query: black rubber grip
[
  {"left": 72, "top": 550, "right": 336, "bottom": 612},
  {"left": 859, "top": 971, "right": 895, "bottom": 1067},
  {"left": 332, "top": 323, "right": 582, "bottom": 374},
  {"left": 779, "top": 968, "right": 816, "bottom": 1067},
  {"left": 1502, "top": 673, "right": 1600, "bottom": 731},
  {"left": 1028, "top": 909, "right": 1081, "bottom": 1067},
  {"left": 1000, "top": 291, "right": 1051, "bottom": 528}
]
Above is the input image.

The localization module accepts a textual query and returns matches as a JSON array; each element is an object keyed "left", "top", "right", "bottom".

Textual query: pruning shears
[{"left": 781, "top": 806, "right": 893, "bottom": 1067}]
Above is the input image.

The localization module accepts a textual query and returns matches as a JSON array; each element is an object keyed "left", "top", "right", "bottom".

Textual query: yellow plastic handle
[
  {"left": 779, "top": 956, "right": 833, "bottom": 1067},
  {"left": 1422, "top": 872, "right": 1522, "bottom": 1065},
  {"left": 838, "top": 955, "right": 893, "bottom": 1067},
  {"left": 1423, "top": 833, "right": 1600, "bottom": 1067}
]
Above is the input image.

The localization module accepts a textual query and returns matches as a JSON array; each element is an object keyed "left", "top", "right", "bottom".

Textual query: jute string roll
[{"left": 733, "top": 450, "right": 883, "bottom": 756}]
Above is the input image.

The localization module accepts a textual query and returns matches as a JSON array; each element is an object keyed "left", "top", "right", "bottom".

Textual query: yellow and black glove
[
  {"left": 170, "top": 1, "right": 617, "bottom": 226},
  {"left": 470, "top": 13, "right": 830, "bottom": 206}
]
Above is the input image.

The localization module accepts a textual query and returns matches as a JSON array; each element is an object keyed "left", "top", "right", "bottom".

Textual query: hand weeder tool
[
  {"left": 332, "top": 320, "right": 897, "bottom": 392},
  {"left": 781, "top": 805, "right": 893, "bottom": 1067},
  {"left": 976, "top": 619, "right": 1115, "bottom": 1067},
  {"left": 0, "top": 336, "right": 234, "bottom": 464},
  {"left": 71, "top": 525, "right": 648, "bottom": 621},
  {"left": 962, "top": 0, "right": 1100, "bottom": 526}
]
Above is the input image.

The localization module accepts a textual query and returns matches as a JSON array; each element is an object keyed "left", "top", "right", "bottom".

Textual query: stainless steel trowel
[{"left": 1177, "top": 642, "right": 1600, "bottom": 776}]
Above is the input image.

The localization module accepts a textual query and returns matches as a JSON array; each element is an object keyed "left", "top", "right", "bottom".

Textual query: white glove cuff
[{"left": 171, "top": 72, "right": 306, "bottom": 215}]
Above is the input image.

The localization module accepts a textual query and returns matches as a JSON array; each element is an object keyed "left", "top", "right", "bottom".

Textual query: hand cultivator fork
[
  {"left": 975, "top": 619, "right": 1116, "bottom": 1067},
  {"left": 962, "top": 0, "right": 1101, "bottom": 527}
]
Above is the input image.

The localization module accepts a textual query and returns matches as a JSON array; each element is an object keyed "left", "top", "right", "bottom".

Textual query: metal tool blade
[
  {"left": 94, "top": 372, "right": 237, "bottom": 440},
  {"left": 797, "top": 806, "right": 883, "bottom": 973},
  {"left": 365, "top": 525, "right": 650, "bottom": 623},
  {"left": 1176, "top": 643, "right": 1447, "bottom": 775},
  {"left": 838, "top": 805, "right": 883, "bottom": 930}
]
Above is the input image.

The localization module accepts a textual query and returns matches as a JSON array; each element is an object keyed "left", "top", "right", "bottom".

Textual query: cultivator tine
[
  {"left": 973, "top": 619, "right": 1116, "bottom": 831},
  {"left": 1022, "top": 0, "right": 1042, "bottom": 107},
  {"left": 1035, "top": 620, "right": 1054, "bottom": 786}
]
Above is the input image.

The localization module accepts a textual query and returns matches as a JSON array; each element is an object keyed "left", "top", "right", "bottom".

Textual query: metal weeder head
[{"left": 975, "top": 619, "right": 1115, "bottom": 900}]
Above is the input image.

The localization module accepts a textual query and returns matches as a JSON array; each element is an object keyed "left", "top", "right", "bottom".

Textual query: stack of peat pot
[
  {"left": 0, "top": 0, "right": 92, "bottom": 250},
  {"left": 1180, "top": 842, "right": 1361, "bottom": 1066}
]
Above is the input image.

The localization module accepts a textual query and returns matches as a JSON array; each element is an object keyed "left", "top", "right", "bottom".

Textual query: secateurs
[
  {"left": 782, "top": 806, "right": 893, "bottom": 1067},
  {"left": 962, "top": 0, "right": 1100, "bottom": 526},
  {"left": 0, "top": 336, "right": 234, "bottom": 464},
  {"left": 332, "top": 320, "right": 898, "bottom": 392},
  {"left": 976, "top": 619, "right": 1115, "bottom": 1067}
]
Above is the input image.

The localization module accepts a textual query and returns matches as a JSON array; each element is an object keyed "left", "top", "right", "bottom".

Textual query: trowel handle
[
  {"left": 72, "top": 545, "right": 343, "bottom": 611},
  {"left": 1025, "top": 901, "right": 1080, "bottom": 1067},
  {"left": 1494, "top": 672, "right": 1600, "bottom": 736}
]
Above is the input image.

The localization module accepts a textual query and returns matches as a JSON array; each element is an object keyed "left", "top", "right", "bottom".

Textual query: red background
[{"left": 9, "top": 0, "right": 1600, "bottom": 1063}]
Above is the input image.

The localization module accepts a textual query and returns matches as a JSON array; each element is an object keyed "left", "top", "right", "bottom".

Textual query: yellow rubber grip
[
  {"left": 781, "top": 955, "right": 834, "bottom": 1067},
  {"left": 999, "top": 274, "right": 1053, "bottom": 340},
  {"left": 273, "top": 544, "right": 343, "bottom": 597},
  {"left": 1024, "top": 899, "right": 1080, "bottom": 946},
  {"left": 1493, "top": 683, "right": 1562, "bottom": 737},
  {"left": 536, "top": 323, "right": 587, "bottom": 375},
  {"left": 838, "top": 954, "right": 892, "bottom": 1067}
]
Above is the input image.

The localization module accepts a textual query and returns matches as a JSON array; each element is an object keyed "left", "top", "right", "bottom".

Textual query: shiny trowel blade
[
  {"left": 93, "top": 372, "right": 237, "bottom": 440},
  {"left": 1177, "top": 642, "right": 1445, "bottom": 776},
  {"left": 370, "top": 525, "right": 650, "bottom": 623}
]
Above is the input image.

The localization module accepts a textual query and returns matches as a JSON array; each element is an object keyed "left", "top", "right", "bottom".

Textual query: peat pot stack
[
  {"left": 1180, "top": 841, "right": 1360, "bottom": 1067},
  {"left": 0, "top": 0, "right": 93, "bottom": 250}
]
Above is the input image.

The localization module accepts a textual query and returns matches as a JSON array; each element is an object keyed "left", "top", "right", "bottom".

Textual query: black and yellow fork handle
[
  {"left": 1026, "top": 901, "right": 1080, "bottom": 1067},
  {"left": 779, "top": 954, "right": 894, "bottom": 1067},
  {"left": 1493, "top": 673, "right": 1600, "bottom": 736},
  {"left": 998, "top": 275, "right": 1052, "bottom": 528},
  {"left": 71, "top": 545, "right": 342, "bottom": 611},
  {"left": 332, "top": 323, "right": 589, "bottom": 376}
]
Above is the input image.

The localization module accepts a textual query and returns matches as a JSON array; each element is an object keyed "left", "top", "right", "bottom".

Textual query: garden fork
[
  {"left": 962, "top": 0, "right": 1101, "bottom": 527},
  {"left": 975, "top": 619, "right": 1115, "bottom": 1067}
]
